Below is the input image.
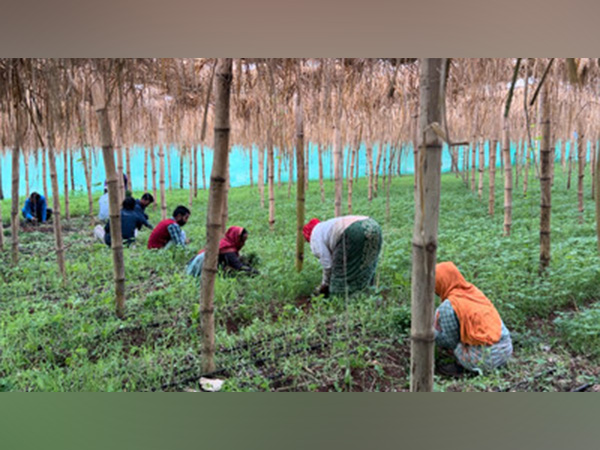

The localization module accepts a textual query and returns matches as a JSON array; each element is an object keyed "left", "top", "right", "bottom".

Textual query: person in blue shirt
[
  {"left": 22, "top": 192, "right": 53, "bottom": 224},
  {"left": 134, "top": 193, "right": 154, "bottom": 222},
  {"left": 94, "top": 197, "right": 152, "bottom": 247}
]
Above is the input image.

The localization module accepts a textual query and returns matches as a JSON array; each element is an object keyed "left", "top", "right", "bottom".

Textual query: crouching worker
[
  {"left": 22, "top": 192, "right": 53, "bottom": 224},
  {"left": 147, "top": 206, "right": 190, "bottom": 249},
  {"left": 94, "top": 197, "right": 152, "bottom": 247},
  {"left": 303, "top": 215, "right": 382, "bottom": 297},
  {"left": 434, "top": 262, "right": 513, "bottom": 375},
  {"left": 187, "top": 226, "right": 259, "bottom": 277}
]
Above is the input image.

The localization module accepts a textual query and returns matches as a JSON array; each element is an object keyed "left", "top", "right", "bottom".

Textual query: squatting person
[{"left": 434, "top": 261, "right": 513, "bottom": 375}]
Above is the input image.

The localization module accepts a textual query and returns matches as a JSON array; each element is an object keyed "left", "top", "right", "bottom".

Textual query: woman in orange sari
[{"left": 434, "top": 262, "right": 512, "bottom": 374}]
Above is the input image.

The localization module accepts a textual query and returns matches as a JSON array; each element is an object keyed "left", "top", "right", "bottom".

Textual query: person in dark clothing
[
  {"left": 22, "top": 192, "right": 53, "bottom": 223},
  {"left": 134, "top": 193, "right": 154, "bottom": 222},
  {"left": 187, "top": 226, "right": 259, "bottom": 277},
  {"left": 95, "top": 197, "right": 152, "bottom": 247}
]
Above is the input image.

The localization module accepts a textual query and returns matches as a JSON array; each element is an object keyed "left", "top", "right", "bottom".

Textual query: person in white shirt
[
  {"left": 98, "top": 189, "right": 109, "bottom": 221},
  {"left": 303, "top": 215, "right": 382, "bottom": 297}
]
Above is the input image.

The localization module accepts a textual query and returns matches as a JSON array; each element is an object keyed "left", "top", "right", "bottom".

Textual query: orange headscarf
[{"left": 435, "top": 262, "right": 502, "bottom": 346}]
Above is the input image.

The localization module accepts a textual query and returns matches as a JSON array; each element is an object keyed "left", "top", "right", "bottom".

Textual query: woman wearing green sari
[{"left": 303, "top": 215, "right": 382, "bottom": 296}]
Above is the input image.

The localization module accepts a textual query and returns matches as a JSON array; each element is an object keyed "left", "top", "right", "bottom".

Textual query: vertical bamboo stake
[
  {"left": 69, "top": 149, "right": 75, "bottom": 192},
  {"left": 126, "top": 146, "right": 132, "bottom": 192},
  {"left": 200, "top": 58, "right": 232, "bottom": 374},
  {"left": 539, "top": 83, "right": 551, "bottom": 273},
  {"left": 149, "top": 139, "right": 158, "bottom": 210},
  {"left": 470, "top": 142, "right": 476, "bottom": 192},
  {"left": 63, "top": 149, "right": 70, "bottom": 221},
  {"left": 24, "top": 151, "right": 30, "bottom": 198},
  {"left": 166, "top": 141, "right": 172, "bottom": 191},
  {"left": 91, "top": 74, "right": 125, "bottom": 319},
  {"left": 514, "top": 140, "right": 521, "bottom": 189},
  {"left": 410, "top": 58, "right": 444, "bottom": 393},
  {"left": 375, "top": 141, "right": 384, "bottom": 196},
  {"left": 288, "top": 146, "right": 294, "bottom": 198},
  {"left": 305, "top": 144, "right": 309, "bottom": 192},
  {"left": 258, "top": 142, "right": 265, "bottom": 207},
  {"left": 201, "top": 145, "right": 207, "bottom": 190},
  {"left": 463, "top": 145, "right": 468, "bottom": 187},
  {"left": 158, "top": 111, "right": 167, "bottom": 221},
  {"left": 115, "top": 130, "right": 124, "bottom": 205},
  {"left": 249, "top": 145, "right": 254, "bottom": 187},
  {"left": 77, "top": 105, "right": 94, "bottom": 219},
  {"left": 523, "top": 141, "right": 530, "bottom": 195},
  {"left": 489, "top": 139, "right": 497, "bottom": 216},
  {"left": 318, "top": 142, "right": 325, "bottom": 202},
  {"left": 567, "top": 142, "right": 573, "bottom": 189},
  {"left": 188, "top": 144, "right": 194, "bottom": 208},
  {"left": 10, "top": 67, "right": 22, "bottom": 267},
  {"left": 221, "top": 152, "right": 230, "bottom": 234},
  {"left": 347, "top": 139, "right": 357, "bottom": 214},
  {"left": 179, "top": 147, "right": 185, "bottom": 189},
  {"left": 595, "top": 140, "right": 600, "bottom": 253},
  {"left": 478, "top": 140, "right": 484, "bottom": 200},
  {"left": 46, "top": 95, "right": 66, "bottom": 281},
  {"left": 144, "top": 145, "right": 149, "bottom": 192},
  {"left": 333, "top": 62, "right": 344, "bottom": 217},
  {"left": 577, "top": 126, "right": 585, "bottom": 223},
  {"left": 366, "top": 138, "right": 373, "bottom": 202},
  {"left": 42, "top": 147, "right": 48, "bottom": 200},
  {"left": 590, "top": 140, "right": 595, "bottom": 200},
  {"left": 267, "top": 125, "right": 275, "bottom": 230},
  {"left": 503, "top": 118, "right": 513, "bottom": 236},
  {"left": 295, "top": 80, "right": 305, "bottom": 272}
]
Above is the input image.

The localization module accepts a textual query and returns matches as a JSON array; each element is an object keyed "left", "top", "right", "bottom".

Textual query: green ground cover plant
[{"left": 0, "top": 168, "right": 598, "bottom": 391}]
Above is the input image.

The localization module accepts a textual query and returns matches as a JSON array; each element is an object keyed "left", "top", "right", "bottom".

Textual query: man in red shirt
[{"left": 147, "top": 206, "right": 191, "bottom": 249}]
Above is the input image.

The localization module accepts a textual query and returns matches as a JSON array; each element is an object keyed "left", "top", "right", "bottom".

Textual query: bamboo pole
[
  {"left": 249, "top": 145, "right": 254, "bottom": 187},
  {"left": 77, "top": 104, "right": 93, "bottom": 219},
  {"left": 295, "top": 81, "right": 305, "bottom": 273},
  {"left": 144, "top": 145, "right": 149, "bottom": 192},
  {"left": 10, "top": 67, "right": 22, "bottom": 267},
  {"left": 478, "top": 140, "right": 484, "bottom": 200},
  {"left": 267, "top": 125, "right": 275, "bottom": 230},
  {"left": 188, "top": 144, "right": 194, "bottom": 208},
  {"left": 63, "top": 149, "right": 70, "bottom": 221},
  {"left": 470, "top": 142, "right": 476, "bottom": 192},
  {"left": 503, "top": 117, "right": 513, "bottom": 236},
  {"left": 595, "top": 140, "right": 600, "bottom": 253},
  {"left": 24, "top": 151, "right": 30, "bottom": 198},
  {"left": 539, "top": 83, "right": 551, "bottom": 273},
  {"left": 91, "top": 74, "right": 126, "bottom": 319},
  {"left": 258, "top": 142, "right": 265, "bottom": 208},
  {"left": 523, "top": 141, "right": 530, "bottom": 195},
  {"left": 489, "top": 140, "right": 497, "bottom": 216},
  {"left": 46, "top": 92, "right": 66, "bottom": 281},
  {"left": 567, "top": 142, "right": 573, "bottom": 189},
  {"left": 69, "top": 149, "right": 75, "bottom": 192},
  {"left": 126, "top": 146, "right": 131, "bottom": 192},
  {"left": 577, "top": 126, "right": 585, "bottom": 223},
  {"left": 318, "top": 142, "right": 325, "bottom": 202},
  {"left": 158, "top": 111, "right": 167, "bottom": 221},
  {"left": 410, "top": 58, "right": 444, "bottom": 393},
  {"left": 333, "top": 62, "right": 344, "bottom": 217},
  {"left": 200, "top": 58, "right": 232, "bottom": 374}
]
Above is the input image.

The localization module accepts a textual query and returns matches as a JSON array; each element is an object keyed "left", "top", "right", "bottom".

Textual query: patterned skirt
[
  {"left": 330, "top": 218, "right": 382, "bottom": 295},
  {"left": 435, "top": 300, "right": 513, "bottom": 373}
]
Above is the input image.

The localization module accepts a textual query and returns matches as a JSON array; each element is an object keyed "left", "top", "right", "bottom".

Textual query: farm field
[{"left": 2, "top": 170, "right": 599, "bottom": 392}]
